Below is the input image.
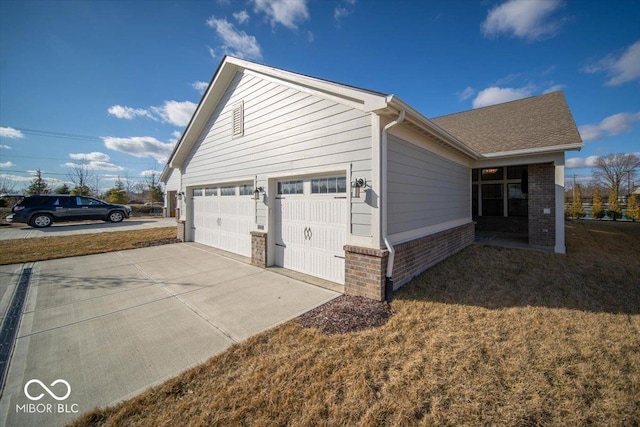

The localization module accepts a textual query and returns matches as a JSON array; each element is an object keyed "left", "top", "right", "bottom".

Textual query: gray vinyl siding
[
  {"left": 182, "top": 71, "right": 373, "bottom": 236},
  {"left": 387, "top": 134, "right": 469, "bottom": 235}
]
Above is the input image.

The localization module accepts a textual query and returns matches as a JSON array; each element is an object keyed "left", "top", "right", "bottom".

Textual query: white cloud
[
  {"left": 140, "top": 169, "right": 161, "bottom": 177},
  {"left": 0, "top": 161, "right": 15, "bottom": 168},
  {"left": 543, "top": 84, "right": 566, "bottom": 93},
  {"left": 583, "top": 40, "right": 640, "bottom": 86},
  {"left": 334, "top": 7, "right": 349, "bottom": 20},
  {"left": 65, "top": 152, "right": 124, "bottom": 171},
  {"left": 566, "top": 155, "right": 600, "bottom": 169},
  {"left": 458, "top": 86, "right": 475, "bottom": 101},
  {"left": 102, "top": 136, "right": 175, "bottom": 163},
  {"left": 0, "top": 144, "right": 11, "bottom": 149},
  {"left": 252, "top": 0, "right": 309, "bottom": 29},
  {"left": 0, "top": 127, "right": 25, "bottom": 139},
  {"left": 206, "top": 16, "right": 263, "bottom": 60},
  {"left": 578, "top": 112, "right": 640, "bottom": 141},
  {"left": 481, "top": 0, "right": 565, "bottom": 42},
  {"left": 233, "top": 10, "right": 250, "bottom": 24},
  {"left": 151, "top": 100, "right": 197, "bottom": 127},
  {"left": 107, "top": 105, "right": 155, "bottom": 120},
  {"left": 192, "top": 80, "right": 209, "bottom": 94},
  {"left": 472, "top": 86, "right": 534, "bottom": 108},
  {"left": 208, "top": 46, "right": 217, "bottom": 59}
]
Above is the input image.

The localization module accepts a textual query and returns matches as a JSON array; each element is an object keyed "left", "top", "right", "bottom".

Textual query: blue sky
[{"left": 1, "top": 0, "right": 638, "bottom": 192}]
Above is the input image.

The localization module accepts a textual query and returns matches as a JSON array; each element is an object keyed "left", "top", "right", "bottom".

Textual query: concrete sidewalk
[
  {"left": 0, "top": 243, "right": 338, "bottom": 427},
  {"left": 0, "top": 217, "right": 176, "bottom": 240}
]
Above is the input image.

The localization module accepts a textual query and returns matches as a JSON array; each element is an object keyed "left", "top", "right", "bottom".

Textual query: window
[
  {"left": 277, "top": 180, "right": 303, "bottom": 195},
  {"left": 220, "top": 186, "right": 236, "bottom": 196},
  {"left": 79, "top": 197, "right": 104, "bottom": 206},
  {"left": 239, "top": 183, "right": 254, "bottom": 196},
  {"left": 508, "top": 184, "right": 528, "bottom": 216},
  {"left": 311, "top": 176, "right": 347, "bottom": 194},
  {"left": 472, "top": 169, "right": 479, "bottom": 182},
  {"left": 472, "top": 184, "right": 478, "bottom": 217},
  {"left": 481, "top": 168, "right": 503, "bottom": 181},
  {"left": 204, "top": 187, "right": 217, "bottom": 196},
  {"left": 232, "top": 102, "right": 244, "bottom": 137},
  {"left": 193, "top": 188, "right": 204, "bottom": 197},
  {"left": 481, "top": 183, "right": 503, "bottom": 216},
  {"left": 507, "top": 165, "right": 527, "bottom": 180}
]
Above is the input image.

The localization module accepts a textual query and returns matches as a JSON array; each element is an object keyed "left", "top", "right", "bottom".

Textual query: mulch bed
[
  {"left": 298, "top": 295, "right": 393, "bottom": 335},
  {"left": 133, "top": 238, "right": 181, "bottom": 248}
]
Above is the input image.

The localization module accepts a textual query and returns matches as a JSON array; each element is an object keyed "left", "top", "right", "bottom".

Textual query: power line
[
  {"left": 7, "top": 127, "right": 104, "bottom": 142},
  {"left": 0, "top": 153, "right": 161, "bottom": 166}
]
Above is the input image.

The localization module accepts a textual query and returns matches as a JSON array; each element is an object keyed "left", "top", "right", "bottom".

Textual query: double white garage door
[{"left": 192, "top": 176, "right": 348, "bottom": 284}]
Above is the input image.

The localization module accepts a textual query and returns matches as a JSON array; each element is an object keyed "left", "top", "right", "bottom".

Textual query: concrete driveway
[
  {"left": 0, "top": 243, "right": 338, "bottom": 427},
  {"left": 0, "top": 217, "right": 176, "bottom": 240}
]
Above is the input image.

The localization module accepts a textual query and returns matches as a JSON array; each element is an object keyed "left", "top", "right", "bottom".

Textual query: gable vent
[{"left": 232, "top": 101, "right": 244, "bottom": 137}]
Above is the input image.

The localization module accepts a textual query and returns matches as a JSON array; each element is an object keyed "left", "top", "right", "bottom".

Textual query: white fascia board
[
  {"left": 160, "top": 165, "right": 172, "bottom": 183},
  {"left": 169, "top": 59, "right": 242, "bottom": 169},
  {"left": 234, "top": 58, "right": 388, "bottom": 112},
  {"left": 384, "top": 96, "right": 482, "bottom": 159},
  {"left": 481, "top": 142, "right": 584, "bottom": 160}
]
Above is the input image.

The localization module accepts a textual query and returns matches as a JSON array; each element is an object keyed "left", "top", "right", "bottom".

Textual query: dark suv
[{"left": 7, "top": 195, "right": 132, "bottom": 228}]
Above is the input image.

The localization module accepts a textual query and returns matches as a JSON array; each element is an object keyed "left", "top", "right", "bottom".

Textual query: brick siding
[
  {"left": 528, "top": 163, "right": 555, "bottom": 247},
  {"left": 344, "top": 222, "right": 474, "bottom": 301},
  {"left": 250, "top": 231, "right": 268, "bottom": 268},
  {"left": 344, "top": 246, "right": 388, "bottom": 301},
  {"left": 392, "top": 222, "right": 475, "bottom": 289}
]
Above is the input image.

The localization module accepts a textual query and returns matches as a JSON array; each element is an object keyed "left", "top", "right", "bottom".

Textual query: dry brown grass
[
  {"left": 0, "top": 227, "right": 177, "bottom": 265},
  {"left": 72, "top": 221, "right": 640, "bottom": 427}
]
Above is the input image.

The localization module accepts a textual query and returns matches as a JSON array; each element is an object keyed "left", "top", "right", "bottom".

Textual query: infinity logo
[{"left": 24, "top": 379, "right": 71, "bottom": 401}]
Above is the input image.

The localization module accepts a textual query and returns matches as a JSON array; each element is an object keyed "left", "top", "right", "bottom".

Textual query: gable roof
[
  {"left": 163, "top": 56, "right": 478, "bottom": 178},
  {"left": 431, "top": 91, "right": 583, "bottom": 157},
  {"left": 162, "top": 58, "right": 583, "bottom": 181}
]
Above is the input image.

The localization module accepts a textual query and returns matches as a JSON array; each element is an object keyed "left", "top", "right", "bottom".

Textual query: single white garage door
[
  {"left": 192, "top": 183, "right": 253, "bottom": 257},
  {"left": 275, "top": 176, "right": 348, "bottom": 284}
]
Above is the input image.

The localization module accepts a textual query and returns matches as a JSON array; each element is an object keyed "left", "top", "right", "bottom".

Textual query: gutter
[{"left": 381, "top": 110, "right": 405, "bottom": 301}]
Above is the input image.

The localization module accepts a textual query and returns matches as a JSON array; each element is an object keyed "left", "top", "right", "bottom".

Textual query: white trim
[
  {"left": 482, "top": 143, "right": 583, "bottom": 159},
  {"left": 388, "top": 218, "right": 473, "bottom": 246},
  {"left": 185, "top": 176, "right": 255, "bottom": 188},
  {"left": 554, "top": 156, "right": 566, "bottom": 254},
  {"left": 473, "top": 152, "right": 569, "bottom": 168},
  {"left": 370, "top": 113, "right": 382, "bottom": 248}
]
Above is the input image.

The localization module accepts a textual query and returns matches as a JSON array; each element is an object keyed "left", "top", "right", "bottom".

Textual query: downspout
[{"left": 381, "top": 110, "right": 405, "bottom": 301}]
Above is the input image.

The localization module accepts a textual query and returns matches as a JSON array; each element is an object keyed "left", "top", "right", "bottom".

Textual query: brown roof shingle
[{"left": 431, "top": 91, "right": 583, "bottom": 155}]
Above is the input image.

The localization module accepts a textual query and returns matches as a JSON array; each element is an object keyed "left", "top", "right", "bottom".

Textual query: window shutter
[{"left": 232, "top": 102, "right": 244, "bottom": 137}]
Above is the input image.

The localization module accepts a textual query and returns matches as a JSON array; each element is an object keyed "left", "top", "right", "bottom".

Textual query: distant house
[{"left": 161, "top": 56, "right": 583, "bottom": 301}]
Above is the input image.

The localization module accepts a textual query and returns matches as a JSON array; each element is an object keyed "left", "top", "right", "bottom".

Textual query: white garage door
[
  {"left": 275, "top": 176, "right": 348, "bottom": 285},
  {"left": 192, "top": 183, "right": 253, "bottom": 257}
]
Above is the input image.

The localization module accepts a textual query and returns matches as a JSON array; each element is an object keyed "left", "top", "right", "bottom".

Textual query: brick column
[
  {"left": 528, "top": 163, "right": 555, "bottom": 247},
  {"left": 344, "top": 245, "right": 388, "bottom": 301},
  {"left": 250, "top": 231, "right": 268, "bottom": 268},
  {"left": 177, "top": 220, "right": 186, "bottom": 242}
]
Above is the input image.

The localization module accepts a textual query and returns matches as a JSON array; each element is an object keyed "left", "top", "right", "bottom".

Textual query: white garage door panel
[
  {"left": 192, "top": 186, "right": 252, "bottom": 257},
  {"left": 275, "top": 193, "right": 347, "bottom": 285}
]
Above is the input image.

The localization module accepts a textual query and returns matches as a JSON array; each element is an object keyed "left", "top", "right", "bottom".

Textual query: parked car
[{"left": 6, "top": 195, "right": 132, "bottom": 228}]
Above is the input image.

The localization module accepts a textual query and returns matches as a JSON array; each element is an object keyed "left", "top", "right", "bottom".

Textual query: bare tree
[
  {"left": 593, "top": 153, "right": 640, "bottom": 196},
  {"left": 0, "top": 175, "right": 17, "bottom": 194},
  {"left": 67, "top": 161, "right": 94, "bottom": 196}
]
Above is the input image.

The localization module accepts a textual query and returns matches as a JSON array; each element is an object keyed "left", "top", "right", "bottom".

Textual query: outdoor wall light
[
  {"left": 253, "top": 186, "right": 265, "bottom": 200},
  {"left": 177, "top": 191, "right": 185, "bottom": 200},
  {"left": 352, "top": 178, "right": 366, "bottom": 198}
]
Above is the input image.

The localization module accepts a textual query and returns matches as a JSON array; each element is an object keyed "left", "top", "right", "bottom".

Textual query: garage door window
[
  {"left": 193, "top": 188, "right": 204, "bottom": 197},
  {"left": 239, "top": 183, "right": 254, "bottom": 196},
  {"left": 221, "top": 186, "right": 236, "bottom": 196},
  {"left": 278, "top": 180, "right": 303, "bottom": 195},
  {"left": 205, "top": 187, "right": 217, "bottom": 196},
  {"left": 311, "top": 176, "right": 346, "bottom": 194}
]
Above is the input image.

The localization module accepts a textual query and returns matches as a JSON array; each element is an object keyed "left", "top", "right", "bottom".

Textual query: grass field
[
  {"left": 0, "top": 227, "right": 177, "bottom": 265},
  {"left": 70, "top": 220, "right": 639, "bottom": 426}
]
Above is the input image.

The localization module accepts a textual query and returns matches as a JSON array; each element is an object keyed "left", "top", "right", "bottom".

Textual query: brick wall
[
  {"left": 250, "top": 231, "right": 268, "bottom": 268},
  {"left": 344, "top": 222, "right": 474, "bottom": 301},
  {"left": 392, "top": 222, "right": 475, "bottom": 289},
  {"left": 528, "top": 163, "right": 555, "bottom": 247},
  {"left": 344, "top": 246, "right": 388, "bottom": 301}
]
